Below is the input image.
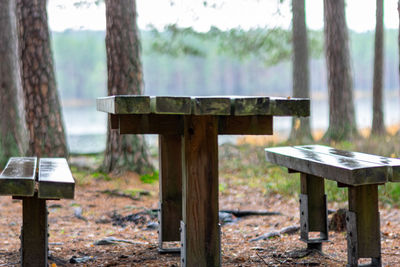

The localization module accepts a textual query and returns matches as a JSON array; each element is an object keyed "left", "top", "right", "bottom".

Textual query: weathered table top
[{"left": 96, "top": 95, "right": 310, "bottom": 116}]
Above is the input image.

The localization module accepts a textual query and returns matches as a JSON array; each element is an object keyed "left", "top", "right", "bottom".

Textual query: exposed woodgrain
[
  {"left": 182, "top": 115, "right": 220, "bottom": 266},
  {"left": 158, "top": 134, "right": 182, "bottom": 243},
  {"left": 265, "top": 146, "right": 388, "bottom": 186},
  {"left": 0, "top": 157, "right": 36, "bottom": 196},
  {"left": 38, "top": 158, "right": 74, "bottom": 199}
]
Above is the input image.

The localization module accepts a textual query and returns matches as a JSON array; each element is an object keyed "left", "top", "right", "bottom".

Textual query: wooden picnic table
[{"left": 97, "top": 95, "right": 310, "bottom": 266}]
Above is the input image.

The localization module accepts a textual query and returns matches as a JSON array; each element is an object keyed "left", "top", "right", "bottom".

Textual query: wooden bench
[
  {"left": 265, "top": 145, "right": 400, "bottom": 267},
  {"left": 0, "top": 157, "right": 75, "bottom": 267}
]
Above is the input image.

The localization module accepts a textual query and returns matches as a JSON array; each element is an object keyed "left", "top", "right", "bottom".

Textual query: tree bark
[
  {"left": 103, "top": 0, "right": 153, "bottom": 174},
  {"left": 371, "top": 0, "right": 385, "bottom": 135},
  {"left": 16, "top": 0, "right": 68, "bottom": 157},
  {"left": 323, "top": 0, "right": 357, "bottom": 141},
  {"left": 0, "top": 0, "right": 27, "bottom": 166},
  {"left": 289, "top": 0, "right": 313, "bottom": 143}
]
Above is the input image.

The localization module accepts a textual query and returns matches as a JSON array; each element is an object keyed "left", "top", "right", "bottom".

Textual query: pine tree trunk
[
  {"left": 289, "top": 0, "right": 313, "bottom": 143},
  {"left": 323, "top": 0, "right": 357, "bottom": 141},
  {"left": 371, "top": 0, "right": 385, "bottom": 135},
  {"left": 16, "top": 0, "right": 68, "bottom": 157},
  {"left": 0, "top": 0, "right": 27, "bottom": 166},
  {"left": 103, "top": 0, "right": 153, "bottom": 174}
]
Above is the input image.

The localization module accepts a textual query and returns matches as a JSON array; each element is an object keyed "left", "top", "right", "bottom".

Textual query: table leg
[
  {"left": 158, "top": 134, "right": 182, "bottom": 253},
  {"left": 347, "top": 184, "right": 381, "bottom": 267},
  {"left": 181, "top": 115, "right": 220, "bottom": 267},
  {"left": 21, "top": 194, "right": 48, "bottom": 267}
]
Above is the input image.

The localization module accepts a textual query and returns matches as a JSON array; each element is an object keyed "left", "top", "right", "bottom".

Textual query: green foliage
[
  {"left": 148, "top": 24, "right": 324, "bottom": 67},
  {"left": 140, "top": 170, "right": 159, "bottom": 184},
  {"left": 92, "top": 172, "right": 111, "bottom": 181}
]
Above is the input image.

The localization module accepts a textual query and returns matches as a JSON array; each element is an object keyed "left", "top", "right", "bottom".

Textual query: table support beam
[
  {"left": 181, "top": 115, "right": 220, "bottom": 267},
  {"left": 158, "top": 134, "right": 183, "bottom": 252}
]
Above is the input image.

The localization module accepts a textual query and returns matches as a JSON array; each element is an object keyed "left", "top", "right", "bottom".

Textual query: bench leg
[
  {"left": 21, "top": 194, "right": 48, "bottom": 267},
  {"left": 299, "top": 173, "right": 328, "bottom": 251},
  {"left": 158, "top": 134, "right": 182, "bottom": 253},
  {"left": 181, "top": 115, "right": 220, "bottom": 267},
  {"left": 347, "top": 184, "right": 381, "bottom": 267}
]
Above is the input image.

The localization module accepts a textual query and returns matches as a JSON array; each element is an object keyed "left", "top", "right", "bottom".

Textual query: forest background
[{"left": 56, "top": 29, "right": 400, "bottom": 153}]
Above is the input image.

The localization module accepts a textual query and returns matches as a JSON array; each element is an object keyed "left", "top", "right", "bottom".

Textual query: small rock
[
  {"left": 146, "top": 221, "right": 158, "bottom": 230},
  {"left": 219, "top": 212, "right": 236, "bottom": 225},
  {"left": 74, "top": 207, "right": 88, "bottom": 222},
  {"left": 8, "top": 222, "right": 16, "bottom": 226},
  {"left": 95, "top": 216, "right": 111, "bottom": 224},
  {"left": 69, "top": 255, "right": 96, "bottom": 263}
]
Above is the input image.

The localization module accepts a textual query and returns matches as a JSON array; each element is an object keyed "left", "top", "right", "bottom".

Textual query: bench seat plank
[
  {"left": 0, "top": 157, "right": 36, "bottom": 196},
  {"left": 38, "top": 158, "right": 74, "bottom": 199},
  {"left": 265, "top": 147, "right": 388, "bottom": 186},
  {"left": 296, "top": 145, "right": 400, "bottom": 182}
]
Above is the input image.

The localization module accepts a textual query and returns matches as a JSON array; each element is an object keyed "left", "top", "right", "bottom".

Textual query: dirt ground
[{"left": 1, "top": 171, "right": 400, "bottom": 266}]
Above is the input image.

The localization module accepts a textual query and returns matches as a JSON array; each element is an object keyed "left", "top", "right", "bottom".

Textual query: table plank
[
  {"left": 97, "top": 95, "right": 150, "bottom": 114},
  {"left": 38, "top": 158, "right": 75, "bottom": 199},
  {"left": 150, "top": 96, "right": 191, "bottom": 114},
  {"left": 269, "top": 97, "right": 310, "bottom": 116},
  {"left": 231, "top": 97, "right": 270, "bottom": 115},
  {"left": 265, "top": 146, "right": 388, "bottom": 186},
  {"left": 0, "top": 157, "right": 36, "bottom": 196},
  {"left": 191, "top": 96, "right": 231, "bottom": 115},
  {"left": 297, "top": 145, "right": 400, "bottom": 182}
]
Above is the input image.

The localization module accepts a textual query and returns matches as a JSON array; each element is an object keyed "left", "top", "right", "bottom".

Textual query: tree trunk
[
  {"left": 323, "top": 0, "right": 357, "bottom": 141},
  {"left": 103, "top": 0, "right": 153, "bottom": 174},
  {"left": 16, "top": 0, "right": 68, "bottom": 158},
  {"left": 398, "top": 0, "right": 400, "bottom": 136},
  {"left": 371, "top": 0, "right": 385, "bottom": 135},
  {"left": 0, "top": 0, "right": 27, "bottom": 166},
  {"left": 289, "top": 0, "right": 313, "bottom": 143}
]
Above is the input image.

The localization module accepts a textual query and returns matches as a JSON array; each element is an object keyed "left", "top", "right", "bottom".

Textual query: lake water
[{"left": 64, "top": 94, "right": 400, "bottom": 154}]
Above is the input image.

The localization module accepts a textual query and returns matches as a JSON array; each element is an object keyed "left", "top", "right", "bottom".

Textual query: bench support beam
[
  {"left": 347, "top": 184, "right": 381, "bottom": 267},
  {"left": 158, "top": 134, "right": 183, "bottom": 253},
  {"left": 21, "top": 194, "right": 48, "bottom": 267},
  {"left": 299, "top": 173, "right": 328, "bottom": 251}
]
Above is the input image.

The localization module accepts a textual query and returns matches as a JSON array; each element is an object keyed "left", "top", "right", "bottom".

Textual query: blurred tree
[
  {"left": 289, "top": 0, "right": 313, "bottom": 142},
  {"left": 372, "top": 0, "right": 385, "bottom": 135},
  {"left": 323, "top": 0, "right": 357, "bottom": 141},
  {"left": 0, "top": 0, "right": 27, "bottom": 166},
  {"left": 16, "top": 0, "right": 68, "bottom": 157},
  {"left": 103, "top": 0, "right": 154, "bottom": 174}
]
